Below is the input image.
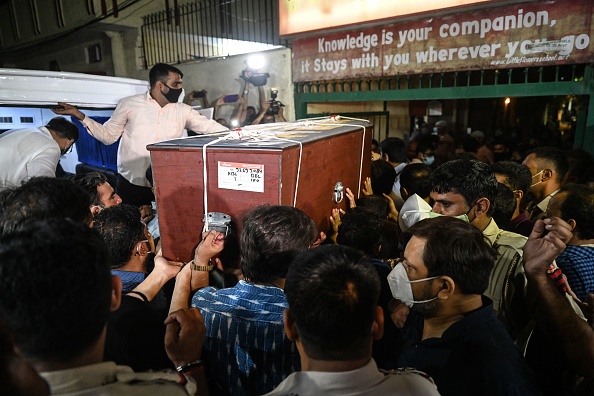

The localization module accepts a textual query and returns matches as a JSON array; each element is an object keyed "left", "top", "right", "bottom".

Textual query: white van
[{"left": 0, "top": 68, "right": 147, "bottom": 174}]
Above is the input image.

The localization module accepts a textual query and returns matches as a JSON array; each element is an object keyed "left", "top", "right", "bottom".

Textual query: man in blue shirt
[
  {"left": 94, "top": 204, "right": 182, "bottom": 371},
  {"left": 192, "top": 205, "right": 319, "bottom": 396},
  {"left": 93, "top": 205, "right": 163, "bottom": 306},
  {"left": 546, "top": 183, "right": 594, "bottom": 301}
]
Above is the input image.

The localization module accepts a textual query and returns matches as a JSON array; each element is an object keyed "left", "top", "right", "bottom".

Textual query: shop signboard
[
  {"left": 291, "top": 0, "right": 593, "bottom": 82},
  {"left": 280, "top": 0, "right": 502, "bottom": 36}
]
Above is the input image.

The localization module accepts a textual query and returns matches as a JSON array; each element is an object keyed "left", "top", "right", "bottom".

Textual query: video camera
[
  {"left": 267, "top": 89, "right": 283, "bottom": 115},
  {"left": 241, "top": 69, "right": 270, "bottom": 87}
]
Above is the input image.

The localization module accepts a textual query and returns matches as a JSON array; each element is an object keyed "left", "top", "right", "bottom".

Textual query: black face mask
[
  {"left": 493, "top": 152, "right": 509, "bottom": 163},
  {"left": 162, "top": 83, "right": 183, "bottom": 103}
]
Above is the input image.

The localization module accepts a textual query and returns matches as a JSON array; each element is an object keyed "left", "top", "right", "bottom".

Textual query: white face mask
[
  {"left": 90, "top": 205, "right": 104, "bottom": 214},
  {"left": 422, "top": 155, "right": 435, "bottom": 166},
  {"left": 399, "top": 194, "right": 470, "bottom": 232},
  {"left": 530, "top": 170, "right": 544, "bottom": 188},
  {"left": 387, "top": 262, "right": 441, "bottom": 308}
]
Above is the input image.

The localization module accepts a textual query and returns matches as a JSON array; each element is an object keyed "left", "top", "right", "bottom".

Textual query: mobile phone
[
  {"left": 193, "top": 90, "right": 206, "bottom": 98},
  {"left": 223, "top": 94, "right": 239, "bottom": 103}
]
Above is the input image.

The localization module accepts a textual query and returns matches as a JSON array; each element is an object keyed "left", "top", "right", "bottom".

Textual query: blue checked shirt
[
  {"left": 556, "top": 245, "right": 594, "bottom": 301},
  {"left": 192, "top": 280, "right": 300, "bottom": 396}
]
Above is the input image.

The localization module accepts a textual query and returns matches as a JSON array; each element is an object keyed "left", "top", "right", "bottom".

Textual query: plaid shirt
[
  {"left": 556, "top": 245, "right": 594, "bottom": 301},
  {"left": 192, "top": 281, "right": 300, "bottom": 396},
  {"left": 111, "top": 270, "right": 168, "bottom": 311}
]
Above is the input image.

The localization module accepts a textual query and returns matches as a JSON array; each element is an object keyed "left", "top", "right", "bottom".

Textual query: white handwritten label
[{"left": 218, "top": 161, "right": 264, "bottom": 193}]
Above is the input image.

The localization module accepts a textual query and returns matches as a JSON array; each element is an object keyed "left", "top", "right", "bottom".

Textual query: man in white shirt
[
  {"left": 266, "top": 244, "right": 440, "bottom": 396},
  {"left": 53, "top": 63, "right": 227, "bottom": 205},
  {"left": 0, "top": 117, "right": 78, "bottom": 191}
]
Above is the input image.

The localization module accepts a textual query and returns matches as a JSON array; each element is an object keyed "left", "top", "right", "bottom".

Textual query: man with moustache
[
  {"left": 53, "top": 63, "right": 227, "bottom": 205},
  {"left": 390, "top": 216, "right": 540, "bottom": 396}
]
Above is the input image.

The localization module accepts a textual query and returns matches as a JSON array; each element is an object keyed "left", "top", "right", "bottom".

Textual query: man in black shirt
[{"left": 391, "top": 216, "right": 541, "bottom": 396}]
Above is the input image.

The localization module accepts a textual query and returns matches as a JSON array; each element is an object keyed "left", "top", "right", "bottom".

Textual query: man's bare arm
[
  {"left": 523, "top": 218, "right": 594, "bottom": 376},
  {"left": 169, "top": 231, "right": 224, "bottom": 313}
]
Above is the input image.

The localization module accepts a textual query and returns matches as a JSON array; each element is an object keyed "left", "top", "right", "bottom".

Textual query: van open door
[{"left": 0, "top": 68, "right": 147, "bottom": 176}]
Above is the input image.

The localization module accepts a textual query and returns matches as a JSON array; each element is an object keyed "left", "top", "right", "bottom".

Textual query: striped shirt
[{"left": 192, "top": 280, "right": 300, "bottom": 396}]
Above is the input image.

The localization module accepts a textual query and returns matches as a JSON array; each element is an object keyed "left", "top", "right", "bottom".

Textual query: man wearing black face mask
[{"left": 53, "top": 63, "right": 227, "bottom": 206}]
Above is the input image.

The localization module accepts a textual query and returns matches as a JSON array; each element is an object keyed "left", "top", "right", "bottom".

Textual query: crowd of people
[
  {"left": 1, "top": 62, "right": 594, "bottom": 395},
  {"left": 0, "top": 134, "right": 592, "bottom": 395}
]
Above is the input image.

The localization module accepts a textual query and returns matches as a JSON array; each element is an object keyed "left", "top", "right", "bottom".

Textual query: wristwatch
[
  {"left": 177, "top": 359, "right": 205, "bottom": 373},
  {"left": 189, "top": 260, "right": 214, "bottom": 271}
]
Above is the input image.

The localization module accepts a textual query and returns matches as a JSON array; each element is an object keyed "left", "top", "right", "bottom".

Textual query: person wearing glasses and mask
[
  {"left": 390, "top": 216, "right": 541, "bottom": 396},
  {"left": 52, "top": 63, "right": 228, "bottom": 206},
  {"left": 0, "top": 116, "right": 78, "bottom": 191}
]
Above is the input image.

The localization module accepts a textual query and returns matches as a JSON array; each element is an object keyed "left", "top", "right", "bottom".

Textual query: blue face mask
[{"left": 423, "top": 155, "right": 435, "bottom": 166}]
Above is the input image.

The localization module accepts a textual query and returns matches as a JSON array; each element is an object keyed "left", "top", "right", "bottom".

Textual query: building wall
[
  {"left": 1, "top": 28, "right": 115, "bottom": 75},
  {"left": 173, "top": 48, "right": 295, "bottom": 122}
]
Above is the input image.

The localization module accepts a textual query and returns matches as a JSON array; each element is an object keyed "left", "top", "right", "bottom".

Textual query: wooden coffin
[{"left": 148, "top": 118, "right": 372, "bottom": 264}]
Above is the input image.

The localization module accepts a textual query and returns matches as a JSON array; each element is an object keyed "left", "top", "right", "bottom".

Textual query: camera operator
[
  {"left": 185, "top": 89, "right": 210, "bottom": 108},
  {"left": 252, "top": 89, "right": 287, "bottom": 124}
]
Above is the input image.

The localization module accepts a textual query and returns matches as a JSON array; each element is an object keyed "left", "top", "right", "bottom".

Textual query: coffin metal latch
[
  {"left": 203, "top": 212, "right": 232, "bottom": 237},
  {"left": 333, "top": 182, "right": 344, "bottom": 204}
]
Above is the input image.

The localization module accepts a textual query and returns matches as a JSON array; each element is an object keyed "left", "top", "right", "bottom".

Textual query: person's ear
[
  {"left": 514, "top": 189, "right": 524, "bottom": 202},
  {"left": 135, "top": 241, "right": 147, "bottom": 256},
  {"left": 401, "top": 187, "right": 409, "bottom": 200},
  {"left": 567, "top": 219, "right": 577, "bottom": 232},
  {"left": 372, "top": 306, "right": 385, "bottom": 340},
  {"left": 155, "top": 79, "right": 167, "bottom": 92},
  {"left": 436, "top": 276, "right": 456, "bottom": 300},
  {"left": 283, "top": 309, "right": 299, "bottom": 342},
  {"left": 90, "top": 205, "right": 102, "bottom": 217},
  {"left": 542, "top": 168, "right": 553, "bottom": 181},
  {"left": 474, "top": 197, "right": 490, "bottom": 218},
  {"left": 110, "top": 275, "right": 122, "bottom": 312}
]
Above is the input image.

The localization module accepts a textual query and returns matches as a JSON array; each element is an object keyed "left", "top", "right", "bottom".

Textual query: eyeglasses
[{"left": 62, "top": 143, "right": 74, "bottom": 155}]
